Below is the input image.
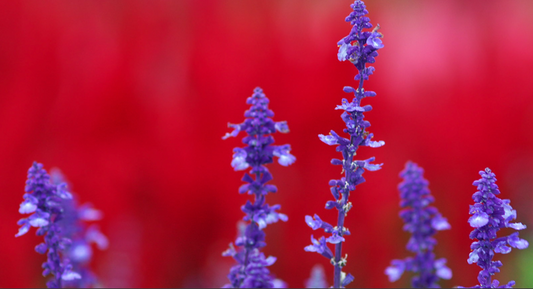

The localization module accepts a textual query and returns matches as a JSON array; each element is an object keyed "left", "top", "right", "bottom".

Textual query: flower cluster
[
  {"left": 16, "top": 163, "right": 107, "bottom": 288},
  {"left": 305, "top": 1, "right": 384, "bottom": 288},
  {"left": 385, "top": 161, "right": 452, "bottom": 288},
  {"left": 462, "top": 168, "right": 528, "bottom": 288},
  {"left": 337, "top": 0, "right": 384, "bottom": 80},
  {"left": 50, "top": 169, "right": 108, "bottom": 288},
  {"left": 16, "top": 162, "right": 80, "bottom": 288},
  {"left": 222, "top": 87, "right": 295, "bottom": 288}
]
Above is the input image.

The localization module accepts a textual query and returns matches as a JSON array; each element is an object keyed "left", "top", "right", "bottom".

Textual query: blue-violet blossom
[
  {"left": 16, "top": 162, "right": 79, "bottom": 288},
  {"left": 305, "top": 1, "right": 384, "bottom": 288},
  {"left": 385, "top": 161, "right": 452, "bottom": 288},
  {"left": 461, "top": 168, "right": 528, "bottom": 288},
  {"left": 50, "top": 169, "right": 108, "bottom": 288},
  {"left": 222, "top": 87, "right": 295, "bottom": 288}
]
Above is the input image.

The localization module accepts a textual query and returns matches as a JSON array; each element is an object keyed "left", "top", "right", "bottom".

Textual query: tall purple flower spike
[
  {"left": 16, "top": 162, "right": 79, "bottom": 288},
  {"left": 304, "top": 1, "right": 384, "bottom": 288},
  {"left": 385, "top": 162, "right": 452, "bottom": 288},
  {"left": 50, "top": 169, "right": 108, "bottom": 288},
  {"left": 460, "top": 168, "right": 528, "bottom": 288},
  {"left": 222, "top": 87, "right": 295, "bottom": 288}
]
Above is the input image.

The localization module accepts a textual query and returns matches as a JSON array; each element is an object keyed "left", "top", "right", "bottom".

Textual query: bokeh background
[{"left": 1, "top": 0, "right": 533, "bottom": 287}]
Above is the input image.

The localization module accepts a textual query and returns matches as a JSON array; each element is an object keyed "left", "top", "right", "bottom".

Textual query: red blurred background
[{"left": 1, "top": 0, "right": 533, "bottom": 287}]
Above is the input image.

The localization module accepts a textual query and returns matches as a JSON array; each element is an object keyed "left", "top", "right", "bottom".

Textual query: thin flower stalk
[{"left": 304, "top": 1, "right": 384, "bottom": 288}]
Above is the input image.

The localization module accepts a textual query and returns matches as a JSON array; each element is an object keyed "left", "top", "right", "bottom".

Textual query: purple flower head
[
  {"left": 223, "top": 87, "right": 294, "bottom": 288},
  {"left": 337, "top": 1, "right": 383, "bottom": 74},
  {"left": 462, "top": 168, "right": 528, "bottom": 288},
  {"left": 385, "top": 162, "right": 451, "bottom": 288},
  {"left": 16, "top": 162, "right": 79, "bottom": 288},
  {"left": 306, "top": 1, "right": 384, "bottom": 287},
  {"left": 16, "top": 163, "right": 107, "bottom": 288}
]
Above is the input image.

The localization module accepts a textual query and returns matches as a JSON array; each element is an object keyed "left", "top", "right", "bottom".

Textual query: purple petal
[
  {"left": 436, "top": 266, "right": 452, "bottom": 280},
  {"left": 29, "top": 212, "right": 50, "bottom": 227},
  {"left": 341, "top": 273, "right": 355, "bottom": 287},
  {"left": 78, "top": 205, "right": 103, "bottom": 221},
  {"left": 231, "top": 148, "right": 249, "bottom": 171},
  {"left": 468, "top": 212, "right": 489, "bottom": 228},
  {"left": 264, "top": 256, "right": 277, "bottom": 266},
  {"left": 508, "top": 237, "right": 529, "bottom": 250},
  {"left": 15, "top": 223, "right": 31, "bottom": 237},
  {"left": 272, "top": 279, "right": 287, "bottom": 288},
  {"left": 494, "top": 241, "right": 511, "bottom": 254},
  {"left": 431, "top": 215, "right": 451, "bottom": 231},
  {"left": 274, "top": 121, "right": 289, "bottom": 133},
  {"left": 366, "top": 34, "right": 384, "bottom": 49},
  {"left": 318, "top": 134, "right": 337, "bottom": 146},
  {"left": 277, "top": 152, "right": 295, "bottom": 167},
  {"left": 19, "top": 200, "right": 37, "bottom": 214},
  {"left": 70, "top": 243, "right": 92, "bottom": 263},
  {"left": 305, "top": 215, "right": 322, "bottom": 230},
  {"left": 468, "top": 250, "right": 479, "bottom": 264},
  {"left": 222, "top": 123, "right": 241, "bottom": 140},
  {"left": 337, "top": 42, "right": 349, "bottom": 61},
  {"left": 304, "top": 244, "right": 318, "bottom": 253},
  {"left": 35, "top": 243, "right": 48, "bottom": 254},
  {"left": 508, "top": 222, "right": 526, "bottom": 230},
  {"left": 385, "top": 261, "right": 405, "bottom": 282},
  {"left": 326, "top": 234, "right": 345, "bottom": 244},
  {"left": 61, "top": 269, "right": 81, "bottom": 281}
]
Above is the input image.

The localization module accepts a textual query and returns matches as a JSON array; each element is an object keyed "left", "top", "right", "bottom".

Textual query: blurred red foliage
[{"left": 1, "top": 0, "right": 533, "bottom": 287}]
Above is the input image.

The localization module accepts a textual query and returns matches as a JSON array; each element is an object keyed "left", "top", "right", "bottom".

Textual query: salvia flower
[
  {"left": 304, "top": 1, "right": 384, "bottom": 288},
  {"left": 16, "top": 162, "right": 79, "bottom": 288},
  {"left": 222, "top": 87, "right": 294, "bottom": 288},
  {"left": 461, "top": 168, "right": 528, "bottom": 288},
  {"left": 385, "top": 161, "right": 452, "bottom": 288},
  {"left": 50, "top": 169, "right": 108, "bottom": 288}
]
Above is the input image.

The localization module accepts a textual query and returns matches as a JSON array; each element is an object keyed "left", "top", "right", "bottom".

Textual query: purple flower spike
[
  {"left": 306, "top": 1, "right": 385, "bottom": 287},
  {"left": 223, "top": 87, "right": 294, "bottom": 288},
  {"left": 461, "top": 168, "right": 528, "bottom": 288},
  {"left": 308, "top": 1, "right": 386, "bottom": 287},
  {"left": 385, "top": 162, "right": 451, "bottom": 288},
  {"left": 16, "top": 163, "right": 107, "bottom": 288},
  {"left": 16, "top": 162, "right": 79, "bottom": 288}
]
